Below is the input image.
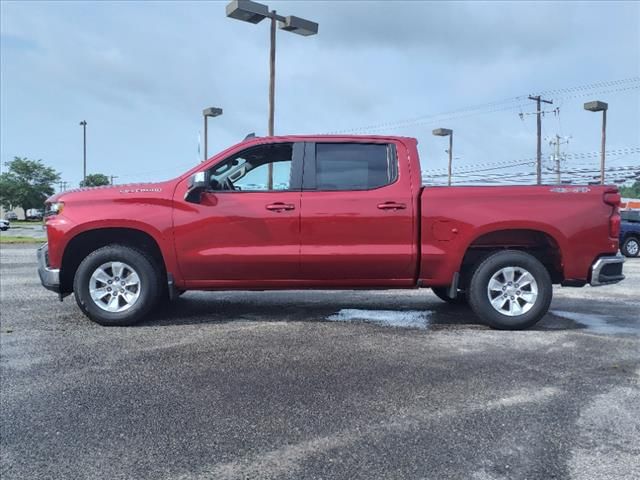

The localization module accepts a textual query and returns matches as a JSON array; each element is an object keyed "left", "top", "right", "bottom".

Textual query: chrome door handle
[
  {"left": 377, "top": 202, "right": 406, "bottom": 210},
  {"left": 266, "top": 202, "right": 295, "bottom": 212}
]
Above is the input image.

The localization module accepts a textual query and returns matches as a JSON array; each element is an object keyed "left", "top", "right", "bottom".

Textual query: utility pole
[
  {"left": 528, "top": 96, "right": 553, "bottom": 184},
  {"left": 110, "top": 175, "right": 119, "bottom": 185},
  {"left": 553, "top": 135, "right": 561, "bottom": 184},
  {"left": 548, "top": 135, "right": 570, "bottom": 184},
  {"left": 58, "top": 181, "right": 68, "bottom": 192}
]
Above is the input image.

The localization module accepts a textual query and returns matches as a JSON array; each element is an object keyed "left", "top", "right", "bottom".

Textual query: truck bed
[{"left": 418, "top": 185, "right": 619, "bottom": 286}]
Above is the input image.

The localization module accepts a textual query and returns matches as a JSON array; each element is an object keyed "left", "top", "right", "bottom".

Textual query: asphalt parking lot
[
  {"left": 0, "top": 223, "right": 46, "bottom": 240},
  {"left": 1, "top": 244, "right": 639, "bottom": 480}
]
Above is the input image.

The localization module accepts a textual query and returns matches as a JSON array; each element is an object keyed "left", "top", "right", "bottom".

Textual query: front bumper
[
  {"left": 37, "top": 243, "right": 60, "bottom": 293},
  {"left": 590, "top": 254, "right": 625, "bottom": 286}
]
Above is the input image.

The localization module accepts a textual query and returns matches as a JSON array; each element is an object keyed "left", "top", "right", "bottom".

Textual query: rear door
[{"left": 299, "top": 140, "right": 417, "bottom": 285}]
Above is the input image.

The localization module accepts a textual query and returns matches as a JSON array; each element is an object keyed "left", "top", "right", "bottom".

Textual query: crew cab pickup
[{"left": 38, "top": 135, "right": 624, "bottom": 329}]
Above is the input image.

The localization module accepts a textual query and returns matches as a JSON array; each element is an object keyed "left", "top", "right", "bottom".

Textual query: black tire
[
  {"left": 621, "top": 237, "right": 639, "bottom": 258},
  {"left": 73, "top": 245, "right": 161, "bottom": 326},
  {"left": 468, "top": 250, "right": 552, "bottom": 330},
  {"left": 431, "top": 287, "right": 467, "bottom": 305}
]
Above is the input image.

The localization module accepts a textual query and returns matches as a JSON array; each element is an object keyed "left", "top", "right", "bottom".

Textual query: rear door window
[{"left": 313, "top": 143, "right": 397, "bottom": 191}]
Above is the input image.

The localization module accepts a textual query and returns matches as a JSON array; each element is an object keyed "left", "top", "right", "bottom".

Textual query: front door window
[{"left": 209, "top": 143, "right": 293, "bottom": 192}]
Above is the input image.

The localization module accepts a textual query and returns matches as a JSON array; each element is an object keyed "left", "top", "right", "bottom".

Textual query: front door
[
  {"left": 299, "top": 141, "right": 417, "bottom": 286},
  {"left": 173, "top": 142, "right": 304, "bottom": 287}
]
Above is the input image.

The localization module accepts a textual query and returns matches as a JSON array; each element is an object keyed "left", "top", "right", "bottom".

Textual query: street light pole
[
  {"left": 267, "top": 11, "right": 277, "bottom": 189},
  {"left": 79, "top": 120, "right": 87, "bottom": 182},
  {"left": 202, "top": 107, "right": 223, "bottom": 162},
  {"left": 268, "top": 10, "right": 276, "bottom": 137},
  {"left": 448, "top": 132, "right": 453, "bottom": 187},
  {"left": 600, "top": 108, "right": 607, "bottom": 184},
  {"left": 432, "top": 128, "right": 454, "bottom": 186},
  {"left": 584, "top": 101, "right": 608, "bottom": 184},
  {"left": 204, "top": 114, "right": 208, "bottom": 162}
]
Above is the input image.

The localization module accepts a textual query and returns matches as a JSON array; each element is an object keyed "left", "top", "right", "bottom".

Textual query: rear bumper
[
  {"left": 37, "top": 243, "right": 60, "bottom": 293},
  {"left": 590, "top": 254, "right": 625, "bottom": 286}
]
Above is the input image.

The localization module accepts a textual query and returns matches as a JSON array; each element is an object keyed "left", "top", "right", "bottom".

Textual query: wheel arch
[
  {"left": 60, "top": 227, "right": 167, "bottom": 295},
  {"left": 458, "top": 227, "right": 565, "bottom": 287},
  {"left": 622, "top": 231, "right": 640, "bottom": 242}
]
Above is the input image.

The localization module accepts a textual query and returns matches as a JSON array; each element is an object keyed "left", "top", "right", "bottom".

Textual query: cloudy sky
[{"left": 1, "top": 0, "right": 639, "bottom": 188}]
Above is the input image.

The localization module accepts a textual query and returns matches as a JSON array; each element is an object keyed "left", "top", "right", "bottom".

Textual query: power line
[
  {"left": 423, "top": 147, "right": 640, "bottom": 178},
  {"left": 446, "top": 166, "right": 639, "bottom": 185},
  {"left": 531, "top": 77, "right": 639, "bottom": 97},
  {"left": 426, "top": 165, "right": 640, "bottom": 185},
  {"left": 331, "top": 77, "right": 639, "bottom": 135}
]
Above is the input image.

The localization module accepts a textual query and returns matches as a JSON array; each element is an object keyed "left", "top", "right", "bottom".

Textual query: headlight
[{"left": 46, "top": 201, "right": 65, "bottom": 216}]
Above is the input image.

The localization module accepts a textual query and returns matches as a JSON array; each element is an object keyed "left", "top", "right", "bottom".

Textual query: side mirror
[{"left": 185, "top": 171, "right": 208, "bottom": 203}]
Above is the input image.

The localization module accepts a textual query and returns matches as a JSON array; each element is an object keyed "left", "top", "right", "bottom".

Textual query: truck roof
[{"left": 239, "top": 134, "right": 417, "bottom": 142}]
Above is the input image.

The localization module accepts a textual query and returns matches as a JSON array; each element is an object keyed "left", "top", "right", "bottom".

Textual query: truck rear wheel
[
  {"left": 468, "top": 250, "right": 552, "bottom": 330},
  {"left": 73, "top": 245, "right": 161, "bottom": 326}
]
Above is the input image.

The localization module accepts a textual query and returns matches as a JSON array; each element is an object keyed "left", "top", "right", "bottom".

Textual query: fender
[
  {"left": 458, "top": 220, "right": 568, "bottom": 268},
  {"left": 420, "top": 219, "right": 568, "bottom": 286}
]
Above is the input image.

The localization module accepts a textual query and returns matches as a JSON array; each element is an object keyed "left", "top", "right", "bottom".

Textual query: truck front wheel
[
  {"left": 468, "top": 250, "right": 552, "bottom": 330},
  {"left": 73, "top": 245, "right": 161, "bottom": 326}
]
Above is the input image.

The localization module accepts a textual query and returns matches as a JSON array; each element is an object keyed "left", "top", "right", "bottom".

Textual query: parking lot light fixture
[
  {"left": 225, "top": 0, "right": 269, "bottom": 23},
  {"left": 584, "top": 101, "right": 608, "bottom": 184},
  {"left": 433, "top": 128, "right": 454, "bottom": 186},
  {"left": 279, "top": 15, "right": 319, "bottom": 36},
  {"left": 202, "top": 107, "right": 223, "bottom": 162}
]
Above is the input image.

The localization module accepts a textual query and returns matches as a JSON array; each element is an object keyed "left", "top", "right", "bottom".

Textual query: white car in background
[{"left": 0, "top": 219, "right": 10, "bottom": 231}]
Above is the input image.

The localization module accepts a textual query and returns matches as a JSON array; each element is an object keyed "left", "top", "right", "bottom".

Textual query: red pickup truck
[{"left": 38, "top": 135, "right": 624, "bottom": 329}]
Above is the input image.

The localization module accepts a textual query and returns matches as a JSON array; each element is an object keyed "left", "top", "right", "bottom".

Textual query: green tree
[
  {"left": 0, "top": 157, "right": 60, "bottom": 219},
  {"left": 619, "top": 181, "right": 640, "bottom": 199},
  {"left": 80, "top": 173, "right": 111, "bottom": 187}
]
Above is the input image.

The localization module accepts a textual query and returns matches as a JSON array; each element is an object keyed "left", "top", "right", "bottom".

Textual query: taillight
[
  {"left": 603, "top": 191, "right": 621, "bottom": 207},
  {"left": 603, "top": 189, "right": 621, "bottom": 238},
  {"left": 610, "top": 210, "right": 620, "bottom": 238}
]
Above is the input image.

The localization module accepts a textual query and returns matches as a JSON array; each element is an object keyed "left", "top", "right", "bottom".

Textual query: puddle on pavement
[
  {"left": 324, "top": 308, "right": 637, "bottom": 334},
  {"left": 326, "top": 309, "right": 432, "bottom": 329},
  {"left": 551, "top": 310, "right": 639, "bottom": 335}
]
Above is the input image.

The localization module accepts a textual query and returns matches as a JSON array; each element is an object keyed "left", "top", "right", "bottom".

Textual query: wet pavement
[{"left": 1, "top": 244, "right": 639, "bottom": 480}]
